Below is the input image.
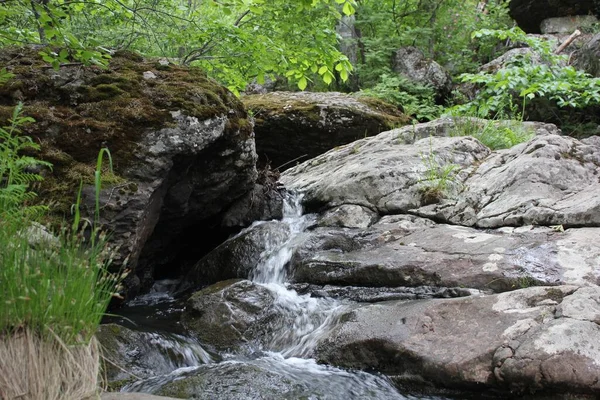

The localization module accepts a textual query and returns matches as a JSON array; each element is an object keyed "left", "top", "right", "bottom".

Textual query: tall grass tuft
[{"left": 0, "top": 103, "right": 122, "bottom": 398}]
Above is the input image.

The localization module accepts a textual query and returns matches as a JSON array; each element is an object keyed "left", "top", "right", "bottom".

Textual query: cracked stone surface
[
  {"left": 289, "top": 215, "right": 600, "bottom": 292},
  {"left": 315, "top": 286, "right": 600, "bottom": 395}
]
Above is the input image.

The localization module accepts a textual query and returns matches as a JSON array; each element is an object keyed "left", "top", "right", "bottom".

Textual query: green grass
[
  {"left": 0, "top": 218, "right": 120, "bottom": 344},
  {"left": 449, "top": 116, "right": 534, "bottom": 150},
  {"left": 0, "top": 103, "right": 121, "bottom": 346}
]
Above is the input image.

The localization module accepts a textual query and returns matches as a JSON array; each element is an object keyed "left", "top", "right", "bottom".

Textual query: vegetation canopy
[{"left": 0, "top": 0, "right": 356, "bottom": 93}]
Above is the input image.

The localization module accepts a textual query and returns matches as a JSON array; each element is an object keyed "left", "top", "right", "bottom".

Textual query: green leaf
[
  {"left": 318, "top": 66, "right": 328, "bottom": 75},
  {"left": 298, "top": 76, "right": 308, "bottom": 90}
]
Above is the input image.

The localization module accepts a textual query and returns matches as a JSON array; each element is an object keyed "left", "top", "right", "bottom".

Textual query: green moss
[{"left": 0, "top": 45, "right": 246, "bottom": 222}]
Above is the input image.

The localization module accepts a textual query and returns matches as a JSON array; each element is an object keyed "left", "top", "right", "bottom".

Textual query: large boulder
[
  {"left": 416, "top": 134, "right": 600, "bottom": 228},
  {"left": 509, "top": 0, "right": 597, "bottom": 33},
  {"left": 316, "top": 285, "right": 600, "bottom": 396},
  {"left": 281, "top": 120, "right": 599, "bottom": 229},
  {"left": 392, "top": 46, "right": 452, "bottom": 99},
  {"left": 242, "top": 91, "right": 409, "bottom": 170},
  {"left": 0, "top": 47, "right": 257, "bottom": 296}
]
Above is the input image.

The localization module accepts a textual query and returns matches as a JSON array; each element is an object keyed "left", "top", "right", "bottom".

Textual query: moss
[{"left": 0, "top": 45, "right": 246, "bottom": 222}]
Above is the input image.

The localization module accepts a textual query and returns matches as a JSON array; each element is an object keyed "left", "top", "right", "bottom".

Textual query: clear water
[{"left": 117, "top": 193, "right": 444, "bottom": 399}]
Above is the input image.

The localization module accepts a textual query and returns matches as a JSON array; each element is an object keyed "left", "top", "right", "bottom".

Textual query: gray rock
[
  {"left": 181, "top": 280, "right": 280, "bottom": 352},
  {"left": 182, "top": 221, "right": 290, "bottom": 288},
  {"left": 242, "top": 91, "right": 408, "bottom": 170},
  {"left": 281, "top": 119, "right": 491, "bottom": 214},
  {"left": 509, "top": 0, "right": 596, "bottom": 33},
  {"left": 290, "top": 216, "right": 600, "bottom": 291},
  {"left": 540, "top": 15, "right": 598, "bottom": 34},
  {"left": 290, "top": 283, "right": 477, "bottom": 302},
  {"left": 415, "top": 134, "right": 600, "bottom": 228},
  {"left": 221, "top": 183, "right": 285, "bottom": 229},
  {"left": 1, "top": 49, "right": 258, "bottom": 298},
  {"left": 573, "top": 33, "right": 600, "bottom": 77},
  {"left": 317, "top": 204, "right": 379, "bottom": 229},
  {"left": 315, "top": 285, "right": 600, "bottom": 395},
  {"left": 392, "top": 46, "right": 452, "bottom": 98}
]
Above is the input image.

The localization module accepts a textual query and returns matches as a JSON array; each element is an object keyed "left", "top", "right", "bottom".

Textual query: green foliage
[
  {"left": 454, "top": 27, "right": 600, "bottom": 119},
  {"left": 0, "top": 0, "right": 356, "bottom": 92},
  {"left": 0, "top": 103, "right": 52, "bottom": 219},
  {"left": 354, "top": 0, "right": 512, "bottom": 88},
  {"left": 449, "top": 117, "right": 534, "bottom": 150},
  {"left": 0, "top": 105, "right": 121, "bottom": 345},
  {"left": 357, "top": 73, "right": 442, "bottom": 121}
]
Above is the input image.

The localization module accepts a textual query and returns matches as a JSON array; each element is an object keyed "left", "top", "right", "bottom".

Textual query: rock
[
  {"left": 221, "top": 169, "right": 285, "bottom": 229},
  {"left": 290, "top": 283, "right": 477, "bottom": 302},
  {"left": 573, "top": 33, "right": 600, "bottom": 77},
  {"left": 415, "top": 134, "right": 600, "bottom": 228},
  {"left": 317, "top": 204, "right": 379, "bottom": 229},
  {"left": 289, "top": 215, "right": 600, "bottom": 292},
  {"left": 281, "top": 120, "right": 599, "bottom": 229},
  {"left": 181, "top": 280, "right": 280, "bottom": 352},
  {"left": 540, "top": 15, "right": 598, "bottom": 34},
  {"left": 182, "top": 221, "right": 291, "bottom": 288},
  {"left": 316, "top": 285, "right": 600, "bottom": 395},
  {"left": 392, "top": 46, "right": 452, "bottom": 99},
  {"left": 95, "top": 324, "right": 212, "bottom": 388},
  {"left": 280, "top": 119, "right": 492, "bottom": 213},
  {"left": 509, "top": 0, "right": 597, "bottom": 33},
  {"left": 0, "top": 47, "right": 257, "bottom": 297},
  {"left": 242, "top": 91, "right": 409, "bottom": 170}
]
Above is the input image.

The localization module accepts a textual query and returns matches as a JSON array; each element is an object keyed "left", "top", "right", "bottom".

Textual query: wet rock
[
  {"left": 289, "top": 215, "right": 600, "bottom": 292},
  {"left": 392, "top": 46, "right": 452, "bottom": 99},
  {"left": 242, "top": 91, "right": 409, "bottom": 170},
  {"left": 181, "top": 280, "right": 280, "bottom": 352},
  {"left": 182, "top": 222, "right": 290, "bottom": 288},
  {"left": 316, "top": 285, "right": 600, "bottom": 395},
  {"left": 96, "top": 324, "right": 211, "bottom": 388},
  {"left": 0, "top": 48, "right": 257, "bottom": 297},
  {"left": 509, "top": 0, "right": 597, "bottom": 33},
  {"left": 221, "top": 184, "right": 285, "bottom": 229},
  {"left": 290, "top": 283, "right": 477, "bottom": 302}
]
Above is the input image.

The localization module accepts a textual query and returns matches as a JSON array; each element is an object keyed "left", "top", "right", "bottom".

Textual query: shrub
[
  {"left": 356, "top": 73, "right": 442, "bottom": 121},
  {"left": 453, "top": 27, "right": 600, "bottom": 120}
]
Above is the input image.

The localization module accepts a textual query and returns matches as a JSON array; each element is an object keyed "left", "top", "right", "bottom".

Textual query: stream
[{"left": 106, "top": 194, "right": 457, "bottom": 399}]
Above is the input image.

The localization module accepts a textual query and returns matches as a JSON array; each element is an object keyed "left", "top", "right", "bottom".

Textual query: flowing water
[{"left": 114, "top": 193, "right": 449, "bottom": 399}]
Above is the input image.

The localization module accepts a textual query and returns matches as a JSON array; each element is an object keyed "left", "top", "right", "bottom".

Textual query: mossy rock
[
  {"left": 242, "top": 91, "right": 409, "bottom": 170},
  {"left": 0, "top": 46, "right": 249, "bottom": 222}
]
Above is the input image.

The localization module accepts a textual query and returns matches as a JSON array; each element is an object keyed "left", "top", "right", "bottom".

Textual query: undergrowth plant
[
  {"left": 449, "top": 116, "right": 534, "bottom": 150},
  {"left": 453, "top": 27, "right": 600, "bottom": 119},
  {"left": 357, "top": 73, "right": 442, "bottom": 121},
  {"left": 418, "top": 138, "right": 460, "bottom": 204},
  {"left": 0, "top": 104, "right": 122, "bottom": 345}
]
